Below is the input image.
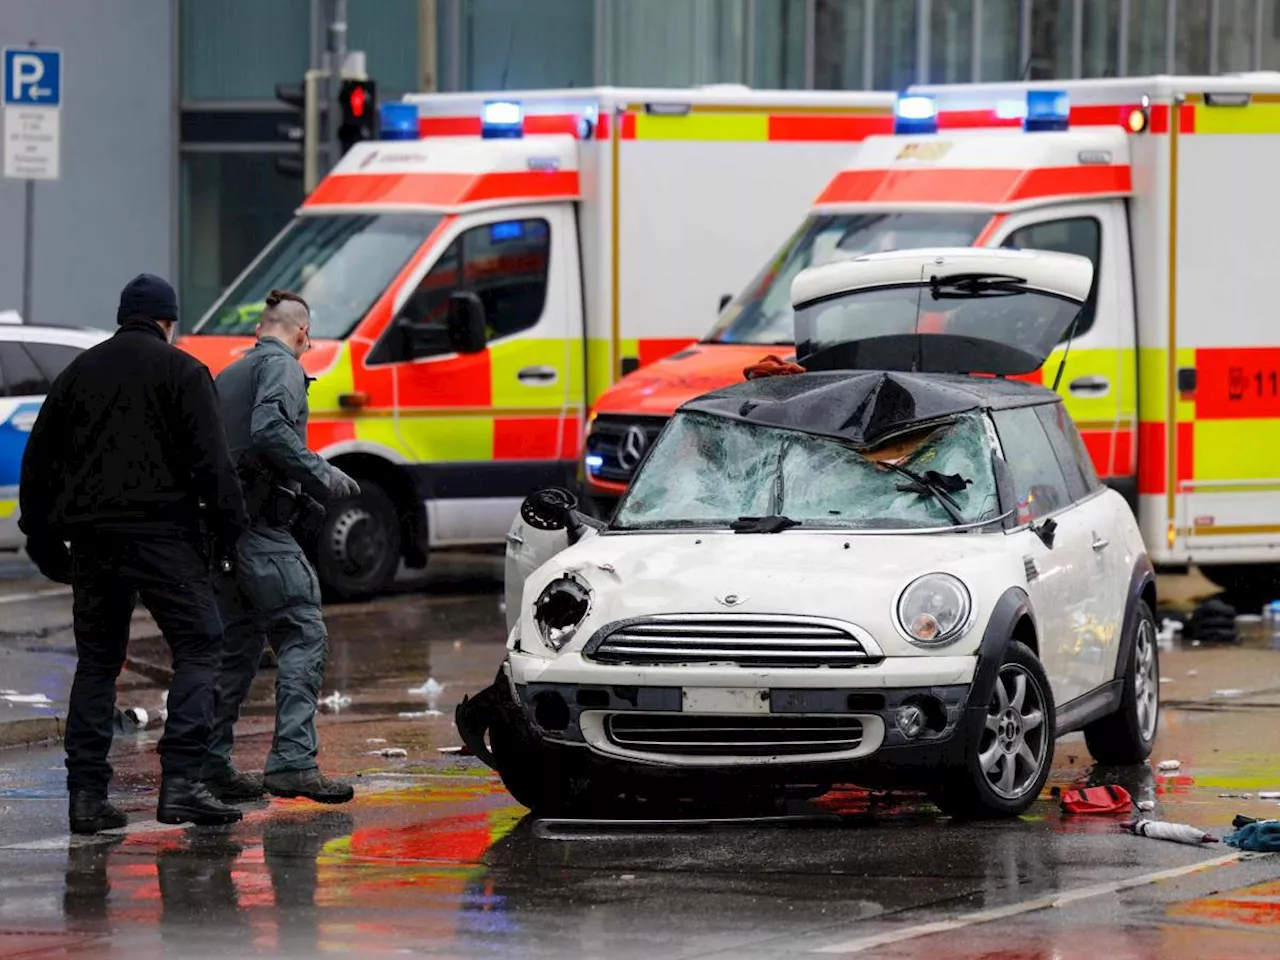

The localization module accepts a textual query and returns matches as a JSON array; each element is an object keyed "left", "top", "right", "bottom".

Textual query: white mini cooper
[{"left": 457, "top": 248, "right": 1158, "bottom": 819}]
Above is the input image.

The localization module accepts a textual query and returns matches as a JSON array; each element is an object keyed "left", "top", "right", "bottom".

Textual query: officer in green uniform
[{"left": 202, "top": 289, "right": 361, "bottom": 804}]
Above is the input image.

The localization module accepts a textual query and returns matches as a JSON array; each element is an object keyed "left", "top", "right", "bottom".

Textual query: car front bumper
[{"left": 499, "top": 651, "right": 980, "bottom": 780}]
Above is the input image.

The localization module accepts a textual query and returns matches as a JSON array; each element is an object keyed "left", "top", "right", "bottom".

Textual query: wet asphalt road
[{"left": 1, "top": 557, "right": 1279, "bottom": 958}]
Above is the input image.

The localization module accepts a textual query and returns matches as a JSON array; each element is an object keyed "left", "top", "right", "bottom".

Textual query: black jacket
[{"left": 19, "top": 318, "right": 248, "bottom": 544}]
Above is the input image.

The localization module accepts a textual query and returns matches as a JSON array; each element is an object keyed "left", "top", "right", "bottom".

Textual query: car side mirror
[
  {"left": 446, "top": 292, "right": 487, "bottom": 354},
  {"left": 1033, "top": 517, "right": 1058, "bottom": 550},
  {"left": 718, "top": 293, "right": 733, "bottom": 312}
]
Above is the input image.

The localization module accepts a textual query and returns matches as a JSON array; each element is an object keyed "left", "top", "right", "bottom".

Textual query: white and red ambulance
[
  {"left": 180, "top": 86, "right": 895, "bottom": 597},
  {"left": 584, "top": 75, "right": 1280, "bottom": 598}
]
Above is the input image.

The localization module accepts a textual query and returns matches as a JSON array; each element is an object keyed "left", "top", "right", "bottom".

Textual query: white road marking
[
  {"left": 0, "top": 586, "right": 71, "bottom": 604},
  {"left": 811, "top": 851, "right": 1244, "bottom": 955}
]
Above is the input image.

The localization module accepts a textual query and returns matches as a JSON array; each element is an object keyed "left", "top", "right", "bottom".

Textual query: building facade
[{"left": 2, "top": 0, "right": 1278, "bottom": 328}]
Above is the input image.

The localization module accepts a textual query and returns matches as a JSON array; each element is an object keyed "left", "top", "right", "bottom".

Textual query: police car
[
  {"left": 0, "top": 313, "right": 109, "bottom": 550},
  {"left": 458, "top": 248, "right": 1158, "bottom": 819}
]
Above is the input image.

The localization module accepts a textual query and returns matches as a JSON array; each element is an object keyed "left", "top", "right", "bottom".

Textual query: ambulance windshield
[
  {"left": 193, "top": 213, "right": 443, "bottom": 339},
  {"left": 706, "top": 212, "right": 992, "bottom": 346}
]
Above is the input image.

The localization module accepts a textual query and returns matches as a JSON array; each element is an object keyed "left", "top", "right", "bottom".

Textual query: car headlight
[
  {"left": 533, "top": 572, "right": 592, "bottom": 651},
  {"left": 897, "top": 573, "right": 971, "bottom": 646}
]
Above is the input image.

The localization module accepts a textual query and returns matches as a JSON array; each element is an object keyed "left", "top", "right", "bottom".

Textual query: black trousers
[{"left": 66, "top": 533, "right": 224, "bottom": 794}]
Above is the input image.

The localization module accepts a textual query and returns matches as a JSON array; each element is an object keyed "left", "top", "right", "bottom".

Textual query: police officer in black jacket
[{"left": 19, "top": 274, "right": 249, "bottom": 834}]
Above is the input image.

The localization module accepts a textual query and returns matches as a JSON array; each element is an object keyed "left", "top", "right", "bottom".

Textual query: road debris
[
  {"left": 397, "top": 710, "right": 443, "bottom": 719},
  {"left": 367, "top": 747, "right": 408, "bottom": 759},
  {"left": 320, "top": 692, "right": 353, "bottom": 712},
  {"left": 1212, "top": 689, "right": 1244, "bottom": 698},
  {"left": 1224, "top": 819, "right": 1280, "bottom": 853},
  {"left": 1, "top": 692, "right": 53, "bottom": 705},
  {"left": 1060, "top": 785, "right": 1132, "bottom": 814},
  {"left": 1187, "top": 670, "right": 1198, "bottom": 677},
  {"left": 408, "top": 678, "right": 444, "bottom": 710},
  {"left": 1136, "top": 800, "right": 1156, "bottom": 812},
  {"left": 1258, "top": 791, "right": 1280, "bottom": 800},
  {"left": 1157, "top": 760, "right": 1182, "bottom": 771},
  {"left": 1124, "top": 819, "right": 1218, "bottom": 845},
  {"left": 366, "top": 738, "right": 388, "bottom": 744}
]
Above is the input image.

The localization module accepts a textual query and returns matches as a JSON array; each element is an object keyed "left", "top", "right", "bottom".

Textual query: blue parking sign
[{"left": 3, "top": 48, "right": 62, "bottom": 107}]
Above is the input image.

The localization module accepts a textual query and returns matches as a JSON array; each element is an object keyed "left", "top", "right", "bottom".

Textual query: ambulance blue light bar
[
  {"left": 894, "top": 94, "right": 937, "bottom": 135},
  {"left": 379, "top": 102, "right": 419, "bottom": 140},
  {"left": 1024, "top": 90, "right": 1070, "bottom": 132},
  {"left": 482, "top": 100, "right": 523, "bottom": 139}
]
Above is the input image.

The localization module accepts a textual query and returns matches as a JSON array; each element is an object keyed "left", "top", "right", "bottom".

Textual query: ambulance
[
  {"left": 582, "top": 75, "right": 1280, "bottom": 599},
  {"left": 179, "top": 86, "right": 895, "bottom": 597}
]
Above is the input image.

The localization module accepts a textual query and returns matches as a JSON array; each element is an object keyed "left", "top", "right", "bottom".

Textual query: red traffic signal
[{"left": 338, "top": 79, "right": 377, "bottom": 155}]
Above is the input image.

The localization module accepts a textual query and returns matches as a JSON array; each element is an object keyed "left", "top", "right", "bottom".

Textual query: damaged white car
[{"left": 457, "top": 248, "right": 1158, "bottom": 819}]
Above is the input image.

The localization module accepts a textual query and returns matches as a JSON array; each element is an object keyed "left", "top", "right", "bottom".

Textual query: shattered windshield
[
  {"left": 613, "top": 411, "right": 1000, "bottom": 532},
  {"left": 705, "top": 212, "right": 992, "bottom": 346},
  {"left": 193, "top": 213, "right": 442, "bottom": 339}
]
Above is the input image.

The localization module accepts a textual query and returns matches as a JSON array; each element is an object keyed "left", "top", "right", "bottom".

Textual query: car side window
[
  {"left": 1001, "top": 217, "right": 1100, "bottom": 338},
  {"left": 1037, "top": 402, "right": 1103, "bottom": 494},
  {"left": 394, "top": 218, "right": 551, "bottom": 361},
  {"left": 1033, "top": 402, "right": 1097, "bottom": 501},
  {"left": 24, "top": 343, "right": 81, "bottom": 383},
  {"left": 993, "top": 406, "right": 1073, "bottom": 524},
  {"left": 0, "top": 343, "right": 50, "bottom": 397}
]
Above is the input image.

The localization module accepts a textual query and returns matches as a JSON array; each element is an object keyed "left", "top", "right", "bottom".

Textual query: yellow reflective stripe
[
  {"left": 489, "top": 337, "right": 570, "bottom": 409},
  {"left": 1044, "top": 346, "right": 1128, "bottom": 424},
  {"left": 394, "top": 416, "right": 493, "bottom": 463},
  {"left": 1188, "top": 97, "right": 1280, "bottom": 134},
  {"left": 1178, "top": 523, "right": 1280, "bottom": 537},
  {"left": 306, "top": 341, "right": 356, "bottom": 412},
  {"left": 0, "top": 500, "right": 16, "bottom": 519},
  {"left": 351, "top": 418, "right": 414, "bottom": 460},
  {"left": 1138, "top": 347, "right": 1167, "bottom": 420},
  {"left": 586, "top": 337, "right": 613, "bottom": 408},
  {"left": 632, "top": 113, "right": 768, "bottom": 141},
  {"left": 1192, "top": 419, "right": 1280, "bottom": 482}
]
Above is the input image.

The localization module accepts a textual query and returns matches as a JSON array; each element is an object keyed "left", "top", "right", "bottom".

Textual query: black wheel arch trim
[
  {"left": 969, "top": 586, "right": 1035, "bottom": 715},
  {"left": 1113, "top": 554, "right": 1156, "bottom": 684}
]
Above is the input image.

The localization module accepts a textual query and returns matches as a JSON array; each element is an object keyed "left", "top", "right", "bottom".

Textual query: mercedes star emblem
[{"left": 617, "top": 425, "right": 648, "bottom": 471}]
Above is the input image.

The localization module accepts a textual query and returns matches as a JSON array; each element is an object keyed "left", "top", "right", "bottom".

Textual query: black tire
[
  {"left": 1199, "top": 564, "right": 1280, "bottom": 607},
  {"left": 1084, "top": 601, "right": 1159, "bottom": 765},
  {"left": 934, "top": 641, "right": 1056, "bottom": 820},
  {"left": 313, "top": 479, "right": 401, "bottom": 601}
]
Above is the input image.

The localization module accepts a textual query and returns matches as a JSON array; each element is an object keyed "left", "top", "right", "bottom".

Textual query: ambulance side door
[
  {"left": 377, "top": 204, "right": 579, "bottom": 546},
  {"left": 990, "top": 201, "right": 1138, "bottom": 502}
]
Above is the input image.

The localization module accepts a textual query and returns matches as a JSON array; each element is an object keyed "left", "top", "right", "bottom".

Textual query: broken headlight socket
[
  {"left": 533, "top": 571, "right": 592, "bottom": 651},
  {"left": 896, "top": 573, "right": 971, "bottom": 647}
]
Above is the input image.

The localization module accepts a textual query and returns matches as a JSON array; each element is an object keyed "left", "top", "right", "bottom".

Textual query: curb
[{"left": 0, "top": 716, "right": 63, "bottom": 749}]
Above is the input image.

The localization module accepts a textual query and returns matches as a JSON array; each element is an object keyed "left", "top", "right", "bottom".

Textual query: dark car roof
[{"left": 679, "top": 370, "right": 1060, "bottom": 448}]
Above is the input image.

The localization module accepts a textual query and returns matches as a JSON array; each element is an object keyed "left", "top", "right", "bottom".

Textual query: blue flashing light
[
  {"left": 894, "top": 94, "right": 938, "bottom": 135},
  {"left": 379, "top": 102, "right": 419, "bottom": 140},
  {"left": 585, "top": 454, "right": 604, "bottom": 471},
  {"left": 489, "top": 220, "right": 523, "bottom": 243},
  {"left": 1024, "top": 89, "right": 1070, "bottom": 132},
  {"left": 482, "top": 99, "right": 523, "bottom": 139}
]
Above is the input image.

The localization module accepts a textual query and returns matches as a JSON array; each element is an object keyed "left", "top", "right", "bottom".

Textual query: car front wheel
[
  {"left": 934, "top": 641, "right": 1056, "bottom": 820},
  {"left": 1083, "top": 601, "right": 1159, "bottom": 765},
  {"left": 313, "top": 479, "right": 402, "bottom": 601}
]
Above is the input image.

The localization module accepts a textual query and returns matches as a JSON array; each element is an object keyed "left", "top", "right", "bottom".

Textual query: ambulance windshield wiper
[{"left": 929, "top": 272, "right": 1029, "bottom": 300}]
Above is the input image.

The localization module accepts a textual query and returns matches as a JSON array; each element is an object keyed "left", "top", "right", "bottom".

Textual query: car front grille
[
  {"left": 605, "top": 713, "right": 865, "bottom": 757},
  {"left": 583, "top": 415, "right": 668, "bottom": 485},
  {"left": 585, "top": 614, "right": 884, "bottom": 668}
]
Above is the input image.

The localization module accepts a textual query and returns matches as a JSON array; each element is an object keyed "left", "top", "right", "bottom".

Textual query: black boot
[
  {"left": 263, "top": 768, "right": 355, "bottom": 804},
  {"left": 205, "top": 768, "right": 266, "bottom": 803},
  {"left": 157, "top": 777, "right": 244, "bottom": 826},
  {"left": 68, "top": 790, "right": 128, "bottom": 835}
]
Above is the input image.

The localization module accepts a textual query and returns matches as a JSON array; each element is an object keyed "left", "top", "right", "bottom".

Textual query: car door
[
  {"left": 992, "top": 202, "right": 1138, "bottom": 494},
  {"left": 993, "top": 404, "right": 1100, "bottom": 708},
  {"left": 0, "top": 339, "right": 55, "bottom": 549},
  {"left": 376, "top": 203, "right": 579, "bottom": 545}
]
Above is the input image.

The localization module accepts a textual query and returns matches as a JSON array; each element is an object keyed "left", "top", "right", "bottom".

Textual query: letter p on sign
[{"left": 3, "top": 49, "right": 61, "bottom": 106}]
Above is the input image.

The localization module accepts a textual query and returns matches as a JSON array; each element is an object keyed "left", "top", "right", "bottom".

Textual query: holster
[
  {"left": 238, "top": 462, "right": 301, "bottom": 529},
  {"left": 292, "top": 493, "right": 326, "bottom": 542}
]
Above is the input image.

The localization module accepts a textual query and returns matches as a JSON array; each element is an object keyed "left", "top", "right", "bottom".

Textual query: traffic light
[
  {"left": 337, "top": 78, "right": 377, "bottom": 155},
  {"left": 275, "top": 71, "right": 324, "bottom": 190}
]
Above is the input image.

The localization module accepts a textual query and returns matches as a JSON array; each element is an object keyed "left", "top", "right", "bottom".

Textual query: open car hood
[{"left": 790, "top": 247, "right": 1094, "bottom": 377}]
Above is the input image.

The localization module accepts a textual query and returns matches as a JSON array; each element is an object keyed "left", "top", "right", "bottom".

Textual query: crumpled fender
[{"left": 454, "top": 675, "right": 507, "bottom": 769}]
